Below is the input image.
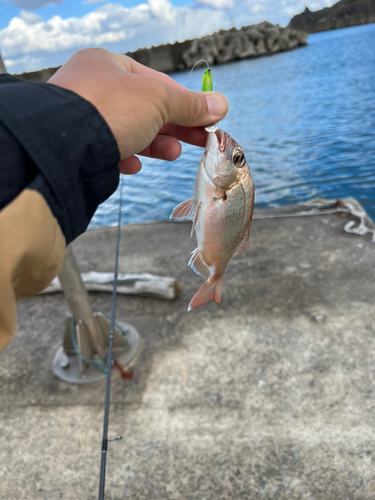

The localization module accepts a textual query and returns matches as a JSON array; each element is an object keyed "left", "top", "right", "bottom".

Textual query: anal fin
[{"left": 188, "top": 248, "right": 210, "bottom": 278}]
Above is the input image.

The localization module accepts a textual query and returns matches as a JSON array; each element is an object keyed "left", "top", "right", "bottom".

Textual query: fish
[{"left": 170, "top": 129, "right": 255, "bottom": 311}]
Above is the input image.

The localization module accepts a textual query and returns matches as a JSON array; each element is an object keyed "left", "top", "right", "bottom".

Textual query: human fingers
[
  {"left": 154, "top": 82, "right": 229, "bottom": 128},
  {"left": 106, "top": 74, "right": 228, "bottom": 159},
  {"left": 138, "top": 135, "right": 182, "bottom": 161},
  {"left": 159, "top": 125, "right": 208, "bottom": 148},
  {"left": 119, "top": 156, "right": 142, "bottom": 175},
  {"left": 49, "top": 49, "right": 229, "bottom": 159},
  {"left": 119, "top": 134, "right": 182, "bottom": 169}
]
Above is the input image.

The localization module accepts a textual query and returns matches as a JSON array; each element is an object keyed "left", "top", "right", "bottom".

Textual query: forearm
[
  {"left": 0, "top": 74, "right": 120, "bottom": 242},
  {"left": 0, "top": 75, "right": 120, "bottom": 350}
]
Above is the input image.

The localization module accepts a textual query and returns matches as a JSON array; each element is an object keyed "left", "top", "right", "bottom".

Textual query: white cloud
[
  {"left": 149, "top": 0, "right": 177, "bottom": 23},
  {"left": 0, "top": 0, "right": 335, "bottom": 74},
  {"left": 0, "top": 1, "right": 228, "bottom": 72},
  {"left": 4, "top": 58, "right": 16, "bottom": 67},
  {"left": 282, "top": 4, "right": 301, "bottom": 16},
  {"left": 198, "top": 0, "right": 235, "bottom": 9},
  {"left": 19, "top": 10, "right": 44, "bottom": 24},
  {"left": 309, "top": 2, "right": 323, "bottom": 9},
  {"left": 281, "top": 0, "right": 310, "bottom": 17},
  {"left": 250, "top": 3, "right": 265, "bottom": 14}
]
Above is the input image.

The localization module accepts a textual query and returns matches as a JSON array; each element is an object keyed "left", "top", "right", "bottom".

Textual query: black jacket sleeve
[{"left": 0, "top": 74, "right": 120, "bottom": 244}]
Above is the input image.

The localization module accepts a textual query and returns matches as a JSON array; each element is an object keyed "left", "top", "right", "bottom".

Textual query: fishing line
[
  {"left": 98, "top": 175, "right": 124, "bottom": 500},
  {"left": 187, "top": 59, "right": 210, "bottom": 89}
]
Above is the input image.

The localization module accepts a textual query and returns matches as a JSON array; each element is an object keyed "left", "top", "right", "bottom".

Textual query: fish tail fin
[{"left": 188, "top": 277, "right": 223, "bottom": 311}]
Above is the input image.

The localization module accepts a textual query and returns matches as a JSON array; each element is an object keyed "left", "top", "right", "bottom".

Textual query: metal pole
[{"left": 58, "top": 246, "right": 107, "bottom": 356}]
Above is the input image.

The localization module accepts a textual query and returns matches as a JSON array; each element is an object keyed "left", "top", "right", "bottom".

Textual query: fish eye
[{"left": 233, "top": 149, "right": 245, "bottom": 167}]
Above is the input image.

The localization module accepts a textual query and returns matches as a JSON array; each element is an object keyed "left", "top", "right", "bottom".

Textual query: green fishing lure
[
  {"left": 201, "top": 67, "right": 217, "bottom": 132},
  {"left": 202, "top": 68, "right": 213, "bottom": 92}
]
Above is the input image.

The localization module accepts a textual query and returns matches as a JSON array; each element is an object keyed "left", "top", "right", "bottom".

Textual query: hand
[{"left": 48, "top": 48, "right": 229, "bottom": 175}]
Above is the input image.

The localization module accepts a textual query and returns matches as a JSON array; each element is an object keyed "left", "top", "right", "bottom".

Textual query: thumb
[{"left": 164, "top": 88, "right": 229, "bottom": 128}]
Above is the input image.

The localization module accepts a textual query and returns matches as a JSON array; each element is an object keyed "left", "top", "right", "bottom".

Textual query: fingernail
[{"left": 206, "top": 94, "right": 229, "bottom": 119}]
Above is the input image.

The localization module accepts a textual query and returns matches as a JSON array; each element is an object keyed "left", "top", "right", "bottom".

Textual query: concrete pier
[{"left": 0, "top": 205, "right": 374, "bottom": 499}]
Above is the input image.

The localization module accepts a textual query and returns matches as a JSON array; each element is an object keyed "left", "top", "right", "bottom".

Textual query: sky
[{"left": 0, "top": 0, "right": 334, "bottom": 74}]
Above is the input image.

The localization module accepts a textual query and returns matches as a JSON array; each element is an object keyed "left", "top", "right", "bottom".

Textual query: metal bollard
[
  {"left": 58, "top": 246, "right": 107, "bottom": 357},
  {"left": 53, "top": 246, "right": 142, "bottom": 384}
]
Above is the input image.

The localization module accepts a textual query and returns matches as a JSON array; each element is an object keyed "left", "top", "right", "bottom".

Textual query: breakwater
[
  {"left": 127, "top": 22, "right": 308, "bottom": 72},
  {"left": 15, "top": 22, "right": 307, "bottom": 82}
]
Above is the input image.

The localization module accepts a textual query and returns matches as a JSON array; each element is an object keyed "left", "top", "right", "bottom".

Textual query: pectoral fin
[{"left": 170, "top": 198, "right": 194, "bottom": 219}]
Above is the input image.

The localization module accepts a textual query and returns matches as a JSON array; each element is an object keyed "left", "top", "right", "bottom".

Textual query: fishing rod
[
  {"left": 98, "top": 176, "right": 124, "bottom": 500},
  {"left": 97, "top": 65, "right": 214, "bottom": 498}
]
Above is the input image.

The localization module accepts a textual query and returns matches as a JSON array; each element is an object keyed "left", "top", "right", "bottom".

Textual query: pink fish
[{"left": 171, "top": 129, "right": 255, "bottom": 310}]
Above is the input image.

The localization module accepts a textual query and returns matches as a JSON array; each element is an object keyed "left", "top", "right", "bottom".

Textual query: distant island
[{"left": 288, "top": 0, "right": 375, "bottom": 33}]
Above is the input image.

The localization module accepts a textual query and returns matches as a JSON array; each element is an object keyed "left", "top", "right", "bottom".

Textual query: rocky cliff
[
  {"left": 288, "top": 0, "right": 375, "bottom": 33},
  {"left": 15, "top": 22, "right": 307, "bottom": 82}
]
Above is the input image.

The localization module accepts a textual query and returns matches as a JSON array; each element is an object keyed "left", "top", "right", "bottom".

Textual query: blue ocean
[{"left": 91, "top": 23, "right": 375, "bottom": 228}]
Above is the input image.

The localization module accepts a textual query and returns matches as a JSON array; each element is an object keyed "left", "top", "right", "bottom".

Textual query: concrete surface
[{"left": 0, "top": 207, "right": 374, "bottom": 500}]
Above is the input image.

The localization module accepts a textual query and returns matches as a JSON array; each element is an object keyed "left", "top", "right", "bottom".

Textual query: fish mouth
[
  {"left": 205, "top": 130, "right": 228, "bottom": 160},
  {"left": 205, "top": 129, "right": 226, "bottom": 154},
  {"left": 215, "top": 129, "right": 226, "bottom": 152}
]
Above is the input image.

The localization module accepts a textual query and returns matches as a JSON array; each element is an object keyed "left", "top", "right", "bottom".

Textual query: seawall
[{"left": 15, "top": 22, "right": 307, "bottom": 83}]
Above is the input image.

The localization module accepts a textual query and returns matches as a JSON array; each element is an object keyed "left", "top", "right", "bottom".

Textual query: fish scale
[{"left": 204, "top": 186, "right": 245, "bottom": 262}]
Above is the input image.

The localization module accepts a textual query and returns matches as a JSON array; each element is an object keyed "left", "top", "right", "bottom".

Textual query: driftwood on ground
[{"left": 40, "top": 272, "right": 181, "bottom": 300}]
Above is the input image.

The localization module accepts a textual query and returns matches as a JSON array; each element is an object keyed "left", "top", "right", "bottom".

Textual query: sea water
[{"left": 91, "top": 23, "right": 375, "bottom": 228}]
